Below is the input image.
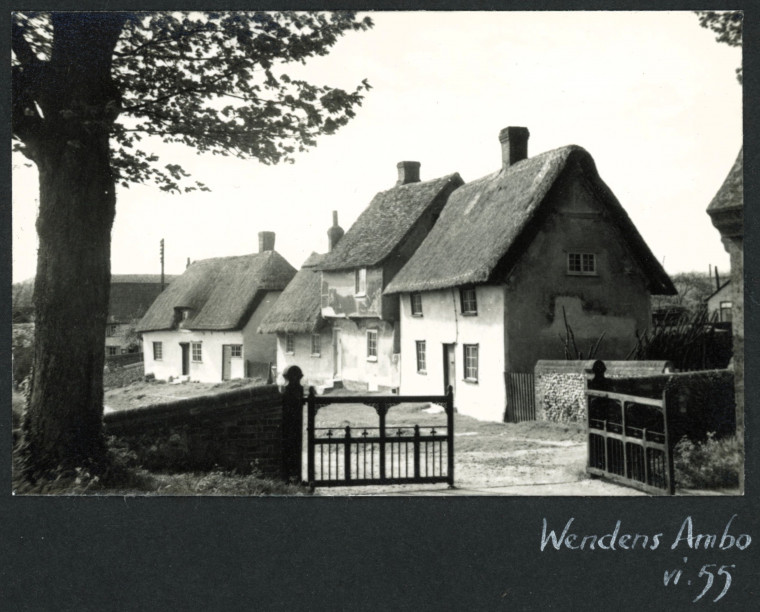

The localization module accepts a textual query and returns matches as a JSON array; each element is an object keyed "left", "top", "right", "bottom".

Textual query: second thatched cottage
[
  {"left": 138, "top": 232, "right": 296, "bottom": 382},
  {"left": 385, "top": 127, "right": 676, "bottom": 421},
  {"left": 313, "top": 162, "right": 464, "bottom": 392}
]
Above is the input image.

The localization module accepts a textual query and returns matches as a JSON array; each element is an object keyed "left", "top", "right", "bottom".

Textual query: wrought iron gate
[
  {"left": 306, "top": 387, "right": 454, "bottom": 488},
  {"left": 586, "top": 388, "right": 674, "bottom": 495}
]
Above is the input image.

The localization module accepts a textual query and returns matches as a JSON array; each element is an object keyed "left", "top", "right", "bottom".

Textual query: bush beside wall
[
  {"left": 535, "top": 360, "right": 672, "bottom": 424},
  {"left": 104, "top": 385, "right": 285, "bottom": 478}
]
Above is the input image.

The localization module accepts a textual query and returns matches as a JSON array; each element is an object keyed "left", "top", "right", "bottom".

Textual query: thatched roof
[
  {"left": 707, "top": 149, "right": 743, "bottom": 213},
  {"left": 317, "top": 173, "right": 463, "bottom": 271},
  {"left": 258, "top": 253, "right": 326, "bottom": 334},
  {"left": 137, "top": 251, "right": 296, "bottom": 332},
  {"left": 386, "top": 145, "right": 675, "bottom": 295}
]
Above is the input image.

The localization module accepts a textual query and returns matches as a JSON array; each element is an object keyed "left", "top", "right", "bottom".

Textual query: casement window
[
  {"left": 416, "top": 340, "right": 427, "bottom": 373},
  {"left": 355, "top": 267, "right": 367, "bottom": 295},
  {"left": 567, "top": 252, "right": 597, "bottom": 276},
  {"left": 191, "top": 342, "right": 202, "bottom": 362},
  {"left": 106, "top": 324, "right": 118, "bottom": 337},
  {"left": 460, "top": 287, "right": 478, "bottom": 315},
  {"left": 153, "top": 341, "right": 163, "bottom": 361},
  {"left": 720, "top": 301, "right": 733, "bottom": 322},
  {"left": 286, "top": 333, "right": 295, "bottom": 355},
  {"left": 230, "top": 345, "right": 242, "bottom": 358},
  {"left": 107, "top": 346, "right": 119, "bottom": 356},
  {"left": 410, "top": 292, "right": 423, "bottom": 316},
  {"left": 366, "top": 329, "right": 378, "bottom": 361},
  {"left": 463, "top": 344, "right": 479, "bottom": 382},
  {"left": 311, "top": 333, "right": 321, "bottom": 357}
]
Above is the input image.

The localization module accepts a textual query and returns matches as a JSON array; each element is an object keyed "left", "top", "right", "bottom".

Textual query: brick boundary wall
[
  {"left": 534, "top": 360, "right": 673, "bottom": 423},
  {"left": 103, "top": 362, "right": 145, "bottom": 389},
  {"left": 104, "top": 385, "right": 285, "bottom": 478}
]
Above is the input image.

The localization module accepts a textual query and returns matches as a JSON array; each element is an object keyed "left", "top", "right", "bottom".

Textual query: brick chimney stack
[
  {"left": 396, "top": 161, "right": 421, "bottom": 186},
  {"left": 258, "top": 231, "right": 275, "bottom": 252},
  {"left": 327, "top": 211, "right": 344, "bottom": 252},
  {"left": 499, "top": 127, "right": 530, "bottom": 169}
]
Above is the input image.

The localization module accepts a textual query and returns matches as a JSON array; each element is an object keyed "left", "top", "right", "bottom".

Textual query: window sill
[
  {"left": 461, "top": 311, "right": 478, "bottom": 317},
  {"left": 411, "top": 313, "right": 423, "bottom": 318},
  {"left": 285, "top": 351, "right": 295, "bottom": 356},
  {"left": 417, "top": 370, "right": 427, "bottom": 375},
  {"left": 566, "top": 272, "right": 598, "bottom": 277},
  {"left": 367, "top": 356, "right": 378, "bottom": 362},
  {"left": 463, "top": 377, "right": 479, "bottom": 384},
  {"left": 311, "top": 353, "right": 321, "bottom": 358}
]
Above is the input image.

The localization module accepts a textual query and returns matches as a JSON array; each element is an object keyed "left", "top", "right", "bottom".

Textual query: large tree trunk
[
  {"left": 22, "top": 134, "right": 117, "bottom": 475},
  {"left": 16, "top": 13, "right": 127, "bottom": 478}
]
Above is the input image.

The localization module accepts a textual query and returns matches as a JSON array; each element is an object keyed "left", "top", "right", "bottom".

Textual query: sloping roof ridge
[{"left": 316, "top": 171, "right": 463, "bottom": 271}]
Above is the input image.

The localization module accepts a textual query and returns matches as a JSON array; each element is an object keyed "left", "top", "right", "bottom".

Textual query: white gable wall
[{"left": 398, "top": 285, "right": 507, "bottom": 422}]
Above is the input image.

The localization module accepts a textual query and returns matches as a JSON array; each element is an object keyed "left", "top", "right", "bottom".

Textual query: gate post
[
  {"left": 281, "top": 365, "right": 304, "bottom": 484},
  {"left": 307, "top": 386, "right": 316, "bottom": 486},
  {"left": 446, "top": 385, "right": 455, "bottom": 488},
  {"left": 377, "top": 402, "right": 387, "bottom": 481}
]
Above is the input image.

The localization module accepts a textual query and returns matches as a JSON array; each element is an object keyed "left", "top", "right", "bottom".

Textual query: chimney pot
[
  {"left": 499, "top": 126, "right": 530, "bottom": 168},
  {"left": 258, "top": 231, "right": 275, "bottom": 253},
  {"left": 327, "top": 210, "right": 344, "bottom": 252},
  {"left": 396, "top": 161, "right": 421, "bottom": 186}
]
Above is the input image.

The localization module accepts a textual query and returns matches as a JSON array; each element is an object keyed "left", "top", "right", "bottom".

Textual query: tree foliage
[
  {"left": 13, "top": 11, "right": 374, "bottom": 192},
  {"left": 11, "top": 11, "right": 373, "bottom": 480},
  {"left": 695, "top": 10, "right": 743, "bottom": 84}
]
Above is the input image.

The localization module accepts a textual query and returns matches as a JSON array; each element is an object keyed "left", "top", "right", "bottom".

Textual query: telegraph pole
[{"left": 160, "top": 239, "right": 165, "bottom": 291}]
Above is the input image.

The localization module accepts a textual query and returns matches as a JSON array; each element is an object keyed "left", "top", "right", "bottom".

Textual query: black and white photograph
[{"left": 6, "top": 7, "right": 755, "bottom": 609}]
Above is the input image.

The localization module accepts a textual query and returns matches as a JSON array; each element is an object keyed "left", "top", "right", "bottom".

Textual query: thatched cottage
[
  {"left": 138, "top": 232, "right": 296, "bottom": 382},
  {"left": 385, "top": 127, "right": 676, "bottom": 421},
  {"left": 314, "top": 163, "right": 464, "bottom": 391},
  {"left": 257, "top": 213, "right": 345, "bottom": 390}
]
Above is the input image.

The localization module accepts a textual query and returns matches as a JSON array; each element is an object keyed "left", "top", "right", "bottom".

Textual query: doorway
[
  {"left": 180, "top": 342, "right": 190, "bottom": 376},
  {"left": 222, "top": 345, "right": 232, "bottom": 381},
  {"left": 443, "top": 343, "right": 456, "bottom": 396},
  {"left": 332, "top": 330, "right": 343, "bottom": 380}
]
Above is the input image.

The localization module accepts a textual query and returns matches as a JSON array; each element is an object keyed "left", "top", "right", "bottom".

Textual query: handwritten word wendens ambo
[{"left": 540, "top": 516, "right": 752, "bottom": 552}]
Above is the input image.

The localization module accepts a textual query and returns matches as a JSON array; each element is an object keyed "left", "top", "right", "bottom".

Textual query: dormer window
[
  {"left": 175, "top": 307, "right": 192, "bottom": 327},
  {"left": 355, "top": 267, "right": 367, "bottom": 296},
  {"left": 567, "top": 252, "right": 597, "bottom": 276}
]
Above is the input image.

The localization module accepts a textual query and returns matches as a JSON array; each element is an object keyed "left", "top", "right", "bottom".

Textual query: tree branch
[{"left": 12, "top": 20, "right": 44, "bottom": 67}]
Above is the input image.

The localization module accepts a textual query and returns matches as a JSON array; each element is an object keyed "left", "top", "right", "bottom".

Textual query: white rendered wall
[{"left": 398, "top": 285, "right": 507, "bottom": 422}]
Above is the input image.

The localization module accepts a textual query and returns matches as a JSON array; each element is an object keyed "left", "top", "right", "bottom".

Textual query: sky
[{"left": 11, "top": 11, "right": 743, "bottom": 283}]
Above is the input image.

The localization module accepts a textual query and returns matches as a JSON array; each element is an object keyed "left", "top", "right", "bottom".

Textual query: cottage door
[
  {"left": 443, "top": 344, "right": 456, "bottom": 396},
  {"left": 180, "top": 342, "right": 190, "bottom": 376},
  {"left": 332, "top": 330, "right": 342, "bottom": 380},
  {"left": 222, "top": 345, "right": 232, "bottom": 381}
]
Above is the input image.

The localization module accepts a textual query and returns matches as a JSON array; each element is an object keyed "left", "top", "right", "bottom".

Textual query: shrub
[{"left": 673, "top": 433, "right": 742, "bottom": 489}]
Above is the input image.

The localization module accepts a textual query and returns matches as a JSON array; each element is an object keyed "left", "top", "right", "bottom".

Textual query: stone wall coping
[
  {"left": 104, "top": 384, "right": 281, "bottom": 425},
  {"left": 534, "top": 360, "right": 672, "bottom": 375}
]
